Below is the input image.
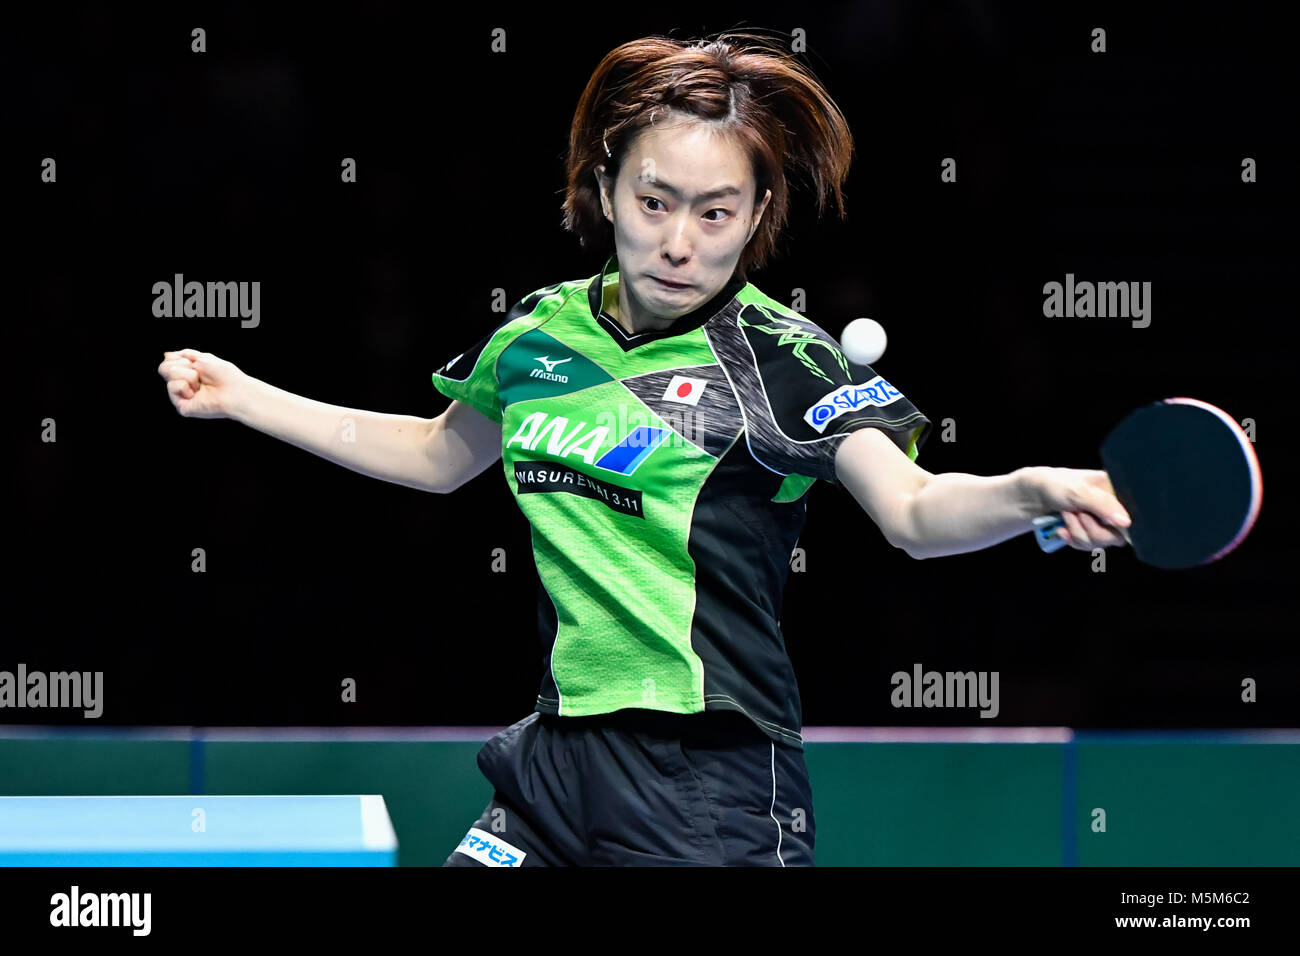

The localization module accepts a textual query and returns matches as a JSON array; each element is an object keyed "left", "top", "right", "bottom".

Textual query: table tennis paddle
[{"left": 1032, "top": 397, "right": 1262, "bottom": 569}]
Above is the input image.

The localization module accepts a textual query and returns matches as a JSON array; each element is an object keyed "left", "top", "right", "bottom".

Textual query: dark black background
[{"left": 8, "top": 1, "right": 1296, "bottom": 728}]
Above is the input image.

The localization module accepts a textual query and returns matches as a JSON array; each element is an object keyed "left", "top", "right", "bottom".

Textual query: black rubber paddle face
[{"left": 1101, "top": 401, "right": 1260, "bottom": 570}]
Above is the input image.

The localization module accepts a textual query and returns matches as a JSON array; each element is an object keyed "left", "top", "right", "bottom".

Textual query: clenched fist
[{"left": 157, "top": 349, "right": 248, "bottom": 420}]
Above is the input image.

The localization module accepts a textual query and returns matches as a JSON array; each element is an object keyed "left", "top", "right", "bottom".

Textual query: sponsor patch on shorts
[{"left": 453, "top": 826, "right": 527, "bottom": 867}]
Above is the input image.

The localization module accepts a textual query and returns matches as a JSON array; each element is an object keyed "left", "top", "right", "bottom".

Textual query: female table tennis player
[{"left": 157, "top": 32, "right": 1129, "bottom": 866}]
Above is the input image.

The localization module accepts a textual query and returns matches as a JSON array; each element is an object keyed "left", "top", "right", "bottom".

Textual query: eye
[{"left": 640, "top": 197, "right": 732, "bottom": 221}]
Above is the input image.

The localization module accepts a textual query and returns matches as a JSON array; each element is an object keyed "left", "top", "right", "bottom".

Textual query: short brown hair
[{"left": 562, "top": 31, "right": 855, "bottom": 280}]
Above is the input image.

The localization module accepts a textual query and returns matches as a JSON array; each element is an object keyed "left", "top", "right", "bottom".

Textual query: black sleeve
[{"left": 731, "top": 302, "right": 932, "bottom": 486}]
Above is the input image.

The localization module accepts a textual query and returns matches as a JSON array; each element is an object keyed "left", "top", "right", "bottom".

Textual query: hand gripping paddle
[{"left": 1032, "top": 398, "right": 1262, "bottom": 569}]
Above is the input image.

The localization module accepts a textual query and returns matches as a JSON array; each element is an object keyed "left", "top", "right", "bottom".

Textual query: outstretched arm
[
  {"left": 833, "top": 427, "right": 1130, "bottom": 560},
  {"left": 158, "top": 349, "right": 502, "bottom": 494}
]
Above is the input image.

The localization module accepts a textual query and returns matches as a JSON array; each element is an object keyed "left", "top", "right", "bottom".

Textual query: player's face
[{"left": 596, "top": 116, "right": 772, "bottom": 328}]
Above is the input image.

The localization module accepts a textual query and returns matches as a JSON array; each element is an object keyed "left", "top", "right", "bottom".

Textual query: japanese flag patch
[{"left": 662, "top": 374, "right": 708, "bottom": 406}]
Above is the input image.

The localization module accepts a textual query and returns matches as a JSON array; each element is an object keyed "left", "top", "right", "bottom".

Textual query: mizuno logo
[{"left": 531, "top": 355, "right": 572, "bottom": 383}]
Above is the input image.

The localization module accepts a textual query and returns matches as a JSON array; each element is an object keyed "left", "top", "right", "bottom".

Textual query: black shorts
[{"left": 443, "top": 708, "right": 816, "bottom": 866}]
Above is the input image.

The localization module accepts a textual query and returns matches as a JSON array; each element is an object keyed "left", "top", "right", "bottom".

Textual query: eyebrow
[{"left": 641, "top": 177, "right": 743, "bottom": 202}]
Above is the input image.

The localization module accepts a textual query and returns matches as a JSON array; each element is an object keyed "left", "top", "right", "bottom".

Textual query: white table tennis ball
[{"left": 840, "top": 318, "right": 887, "bottom": 365}]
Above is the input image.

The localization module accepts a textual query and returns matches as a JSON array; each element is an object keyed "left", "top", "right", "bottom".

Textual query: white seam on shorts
[{"left": 769, "top": 742, "right": 785, "bottom": 866}]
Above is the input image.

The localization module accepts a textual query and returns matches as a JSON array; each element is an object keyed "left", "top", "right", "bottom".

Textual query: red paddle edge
[{"left": 1162, "top": 397, "right": 1263, "bottom": 564}]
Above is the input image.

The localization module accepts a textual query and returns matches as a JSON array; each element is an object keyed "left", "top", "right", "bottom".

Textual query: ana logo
[
  {"left": 507, "top": 411, "right": 669, "bottom": 476},
  {"left": 662, "top": 375, "right": 708, "bottom": 406},
  {"left": 803, "top": 375, "right": 903, "bottom": 433},
  {"left": 531, "top": 355, "right": 572, "bottom": 383}
]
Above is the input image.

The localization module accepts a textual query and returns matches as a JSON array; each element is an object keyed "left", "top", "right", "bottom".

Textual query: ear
[
  {"left": 754, "top": 187, "right": 769, "bottom": 230},
  {"left": 750, "top": 188, "right": 773, "bottom": 239},
  {"left": 593, "top": 165, "right": 613, "bottom": 221}
]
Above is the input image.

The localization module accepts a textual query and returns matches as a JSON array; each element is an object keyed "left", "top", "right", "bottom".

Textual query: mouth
[{"left": 650, "top": 276, "right": 691, "bottom": 291}]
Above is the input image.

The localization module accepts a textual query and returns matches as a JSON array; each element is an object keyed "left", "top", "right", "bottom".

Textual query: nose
[{"left": 661, "top": 213, "right": 694, "bottom": 264}]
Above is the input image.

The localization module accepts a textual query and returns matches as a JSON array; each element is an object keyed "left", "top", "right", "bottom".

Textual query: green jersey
[{"left": 432, "top": 253, "right": 932, "bottom": 749}]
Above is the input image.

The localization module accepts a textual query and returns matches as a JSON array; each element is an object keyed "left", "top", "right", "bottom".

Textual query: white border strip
[
  {"left": 359, "top": 795, "right": 398, "bottom": 850},
  {"left": 801, "top": 727, "right": 1075, "bottom": 743},
  {"left": 2, "top": 726, "right": 1298, "bottom": 744},
  {"left": 0, "top": 726, "right": 507, "bottom": 742}
]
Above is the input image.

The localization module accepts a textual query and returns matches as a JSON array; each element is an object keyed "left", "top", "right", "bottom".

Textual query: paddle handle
[{"left": 1033, "top": 514, "right": 1131, "bottom": 553}]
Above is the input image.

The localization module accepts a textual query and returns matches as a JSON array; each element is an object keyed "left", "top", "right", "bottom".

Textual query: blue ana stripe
[{"left": 595, "top": 426, "right": 669, "bottom": 474}]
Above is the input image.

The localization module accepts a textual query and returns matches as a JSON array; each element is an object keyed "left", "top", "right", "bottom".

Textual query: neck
[{"left": 605, "top": 279, "right": 676, "bottom": 336}]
